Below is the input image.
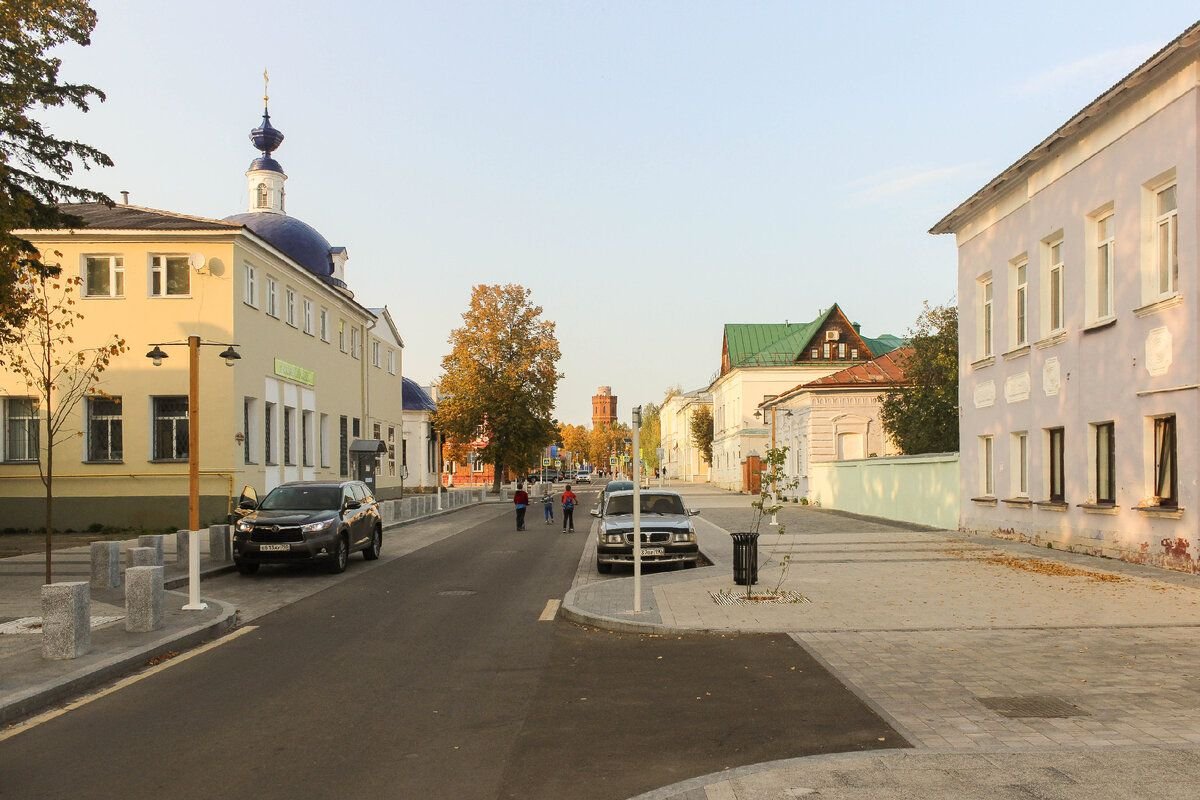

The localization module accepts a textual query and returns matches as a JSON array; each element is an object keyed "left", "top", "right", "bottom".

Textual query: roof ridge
[{"left": 59, "top": 201, "right": 240, "bottom": 228}]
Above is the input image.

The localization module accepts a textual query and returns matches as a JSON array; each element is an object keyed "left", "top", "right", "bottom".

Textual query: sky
[{"left": 41, "top": 1, "right": 1200, "bottom": 425}]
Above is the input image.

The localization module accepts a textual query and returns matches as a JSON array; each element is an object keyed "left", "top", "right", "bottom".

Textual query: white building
[
  {"left": 659, "top": 389, "right": 712, "bottom": 482},
  {"left": 932, "top": 21, "right": 1200, "bottom": 563},
  {"left": 401, "top": 379, "right": 441, "bottom": 491}
]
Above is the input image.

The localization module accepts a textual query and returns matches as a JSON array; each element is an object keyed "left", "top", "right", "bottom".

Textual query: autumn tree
[
  {"left": 0, "top": 271, "right": 126, "bottom": 582},
  {"left": 638, "top": 401, "right": 662, "bottom": 471},
  {"left": 433, "top": 284, "right": 562, "bottom": 492},
  {"left": 690, "top": 404, "right": 713, "bottom": 464},
  {"left": 588, "top": 421, "right": 630, "bottom": 472},
  {"left": 880, "top": 301, "right": 958, "bottom": 454},
  {"left": 559, "top": 423, "right": 590, "bottom": 468},
  {"left": 1, "top": 0, "right": 113, "bottom": 343}
]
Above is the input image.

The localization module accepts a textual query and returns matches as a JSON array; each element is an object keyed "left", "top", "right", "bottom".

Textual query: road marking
[
  {"left": 0, "top": 625, "right": 259, "bottom": 743},
  {"left": 538, "top": 599, "right": 560, "bottom": 621}
]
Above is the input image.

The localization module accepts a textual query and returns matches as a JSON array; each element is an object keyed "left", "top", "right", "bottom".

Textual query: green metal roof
[{"left": 722, "top": 305, "right": 901, "bottom": 369}]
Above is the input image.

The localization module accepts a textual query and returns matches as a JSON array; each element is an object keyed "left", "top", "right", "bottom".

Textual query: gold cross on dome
[{"left": 263, "top": 68, "right": 270, "bottom": 104}]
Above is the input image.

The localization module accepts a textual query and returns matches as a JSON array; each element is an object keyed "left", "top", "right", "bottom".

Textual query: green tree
[
  {"left": 689, "top": 404, "right": 713, "bottom": 464},
  {"left": 638, "top": 401, "right": 661, "bottom": 471},
  {"left": 433, "top": 284, "right": 562, "bottom": 492},
  {"left": 879, "top": 301, "right": 958, "bottom": 455},
  {"left": 1, "top": 0, "right": 113, "bottom": 342}
]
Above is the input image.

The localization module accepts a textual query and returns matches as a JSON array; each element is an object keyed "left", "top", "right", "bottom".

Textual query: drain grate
[
  {"left": 976, "top": 695, "right": 1089, "bottom": 718},
  {"left": 709, "top": 589, "right": 810, "bottom": 606},
  {"left": 437, "top": 590, "right": 477, "bottom": 597}
]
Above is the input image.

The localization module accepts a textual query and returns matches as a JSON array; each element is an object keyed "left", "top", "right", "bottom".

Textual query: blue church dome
[
  {"left": 224, "top": 212, "right": 335, "bottom": 278},
  {"left": 402, "top": 378, "right": 438, "bottom": 412}
]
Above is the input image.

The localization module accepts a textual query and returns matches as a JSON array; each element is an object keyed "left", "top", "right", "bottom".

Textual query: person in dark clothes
[
  {"left": 561, "top": 484, "right": 577, "bottom": 532},
  {"left": 513, "top": 484, "right": 529, "bottom": 531}
]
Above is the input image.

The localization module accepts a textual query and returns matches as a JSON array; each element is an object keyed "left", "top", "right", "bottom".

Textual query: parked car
[
  {"left": 591, "top": 489, "right": 700, "bottom": 573},
  {"left": 595, "top": 478, "right": 634, "bottom": 511},
  {"left": 231, "top": 480, "right": 382, "bottom": 575}
]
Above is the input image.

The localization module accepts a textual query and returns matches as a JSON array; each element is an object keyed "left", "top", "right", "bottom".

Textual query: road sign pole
[{"left": 632, "top": 405, "right": 642, "bottom": 613}]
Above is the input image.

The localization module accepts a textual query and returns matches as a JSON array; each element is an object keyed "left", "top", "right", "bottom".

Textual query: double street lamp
[{"left": 145, "top": 335, "right": 240, "bottom": 610}]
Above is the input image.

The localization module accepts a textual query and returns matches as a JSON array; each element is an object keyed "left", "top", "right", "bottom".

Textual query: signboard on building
[{"left": 273, "top": 358, "right": 315, "bottom": 386}]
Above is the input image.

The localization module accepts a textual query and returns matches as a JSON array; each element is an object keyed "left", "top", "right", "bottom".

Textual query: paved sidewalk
[{"left": 561, "top": 483, "right": 1200, "bottom": 799}]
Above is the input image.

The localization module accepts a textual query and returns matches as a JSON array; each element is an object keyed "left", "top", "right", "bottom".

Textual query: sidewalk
[
  {"left": 0, "top": 489, "right": 497, "bottom": 726},
  {"left": 562, "top": 483, "right": 1200, "bottom": 799}
]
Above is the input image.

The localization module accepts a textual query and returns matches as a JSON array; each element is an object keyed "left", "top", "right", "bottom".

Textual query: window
[
  {"left": 243, "top": 398, "right": 256, "bottom": 464},
  {"left": 402, "top": 439, "right": 408, "bottom": 467},
  {"left": 283, "top": 407, "right": 295, "bottom": 465},
  {"left": 264, "top": 402, "right": 276, "bottom": 465},
  {"left": 850, "top": 348, "right": 858, "bottom": 359},
  {"left": 285, "top": 288, "right": 296, "bottom": 327},
  {"left": 351, "top": 328, "right": 361, "bottom": 359},
  {"left": 86, "top": 396, "right": 122, "bottom": 462},
  {"left": 980, "top": 278, "right": 993, "bottom": 358},
  {"left": 810, "top": 348, "right": 818, "bottom": 359},
  {"left": 387, "top": 426, "right": 396, "bottom": 477},
  {"left": 1095, "top": 213, "right": 1115, "bottom": 319},
  {"left": 1046, "top": 241, "right": 1064, "bottom": 333},
  {"left": 470, "top": 451, "right": 485, "bottom": 473},
  {"left": 979, "top": 435, "right": 994, "bottom": 496},
  {"left": 85, "top": 256, "right": 124, "bottom": 298},
  {"left": 302, "top": 410, "right": 313, "bottom": 467},
  {"left": 1013, "top": 261, "right": 1028, "bottom": 347},
  {"left": 1011, "top": 432, "right": 1028, "bottom": 497},
  {"left": 1156, "top": 184, "right": 1178, "bottom": 296},
  {"left": 387, "top": 350, "right": 396, "bottom": 374},
  {"left": 338, "top": 320, "right": 347, "bottom": 352},
  {"left": 372, "top": 340, "right": 381, "bottom": 368},
  {"left": 303, "top": 299, "right": 314, "bottom": 335},
  {"left": 266, "top": 278, "right": 279, "bottom": 317},
  {"left": 4, "top": 398, "right": 39, "bottom": 462},
  {"left": 372, "top": 422, "right": 381, "bottom": 442},
  {"left": 256, "top": 182, "right": 269, "bottom": 208},
  {"left": 837, "top": 342, "right": 846, "bottom": 359},
  {"left": 152, "top": 397, "right": 188, "bottom": 461},
  {"left": 244, "top": 263, "right": 258, "bottom": 306},
  {"left": 1153, "top": 415, "right": 1177, "bottom": 507},
  {"left": 320, "top": 309, "right": 330, "bottom": 342},
  {"left": 151, "top": 256, "right": 189, "bottom": 296},
  {"left": 319, "top": 413, "right": 330, "bottom": 468},
  {"left": 1093, "top": 422, "right": 1115, "bottom": 504},
  {"left": 822, "top": 343, "right": 831, "bottom": 359},
  {"left": 1047, "top": 427, "right": 1065, "bottom": 503},
  {"left": 339, "top": 416, "right": 349, "bottom": 476}
]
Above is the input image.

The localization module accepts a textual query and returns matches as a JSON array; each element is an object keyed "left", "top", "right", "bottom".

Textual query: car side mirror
[
  {"left": 343, "top": 499, "right": 362, "bottom": 511},
  {"left": 238, "top": 499, "right": 257, "bottom": 511},
  {"left": 689, "top": 509, "right": 700, "bottom": 516},
  {"left": 590, "top": 508, "right": 600, "bottom": 517}
]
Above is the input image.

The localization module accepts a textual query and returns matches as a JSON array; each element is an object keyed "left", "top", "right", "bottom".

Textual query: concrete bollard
[
  {"left": 382, "top": 501, "right": 394, "bottom": 523},
  {"left": 175, "top": 529, "right": 191, "bottom": 569},
  {"left": 208, "top": 524, "right": 232, "bottom": 563},
  {"left": 137, "top": 534, "right": 165, "bottom": 566},
  {"left": 41, "top": 582, "right": 91, "bottom": 660},
  {"left": 90, "top": 541, "right": 121, "bottom": 589},
  {"left": 125, "top": 566, "right": 165, "bottom": 633},
  {"left": 127, "top": 546, "right": 157, "bottom": 569}
]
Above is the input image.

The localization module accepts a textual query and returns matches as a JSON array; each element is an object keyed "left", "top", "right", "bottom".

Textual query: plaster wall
[{"left": 808, "top": 453, "right": 959, "bottom": 530}]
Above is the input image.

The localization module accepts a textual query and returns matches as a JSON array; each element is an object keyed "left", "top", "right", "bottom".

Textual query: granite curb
[{"left": 0, "top": 594, "right": 237, "bottom": 727}]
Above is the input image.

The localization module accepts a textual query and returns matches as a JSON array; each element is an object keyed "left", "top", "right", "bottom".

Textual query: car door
[{"left": 348, "top": 483, "right": 369, "bottom": 548}]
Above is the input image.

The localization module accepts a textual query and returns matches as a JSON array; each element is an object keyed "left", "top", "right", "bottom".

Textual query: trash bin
[{"left": 730, "top": 532, "right": 759, "bottom": 586}]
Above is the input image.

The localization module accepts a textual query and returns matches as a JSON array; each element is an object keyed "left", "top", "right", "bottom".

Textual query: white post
[
  {"left": 632, "top": 405, "right": 642, "bottom": 613},
  {"left": 436, "top": 431, "right": 443, "bottom": 511},
  {"left": 182, "top": 529, "right": 207, "bottom": 611}
]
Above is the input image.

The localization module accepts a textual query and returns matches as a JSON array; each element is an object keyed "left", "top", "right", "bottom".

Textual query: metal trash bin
[{"left": 730, "top": 532, "right": 759, "bottom": 586}]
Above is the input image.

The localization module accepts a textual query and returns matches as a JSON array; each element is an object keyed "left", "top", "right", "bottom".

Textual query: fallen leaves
[{"left": 981, "top": 554, "right": 1128, "bottom": 583}]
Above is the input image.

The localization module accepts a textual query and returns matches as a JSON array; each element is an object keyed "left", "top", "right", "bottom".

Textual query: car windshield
[
  {"left": 605, "top": 481, "right": 634, "bottom": 493},
  {"left": 258, "top": 486, "right": 342, "bottom": 511},
  {"left": 605, "top": 494, "right": 685, "bottom": 516}
]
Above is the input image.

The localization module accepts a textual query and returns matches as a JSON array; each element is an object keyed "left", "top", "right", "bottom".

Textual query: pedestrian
[
  {"left": 561, "top": 484, "right": 577, "bottom": 533},
  {"left": 513, "top": 483, "right": 529, "bottom": 531},
  {"left": 542, "top": 483, "right": 555, "bottom": 525}
]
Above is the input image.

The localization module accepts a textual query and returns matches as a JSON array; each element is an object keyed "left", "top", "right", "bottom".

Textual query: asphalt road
[{"left": 0, "top": 488, "right": 901, "bottom": 800}]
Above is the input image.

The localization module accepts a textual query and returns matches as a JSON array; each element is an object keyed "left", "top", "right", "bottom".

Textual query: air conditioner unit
[{"left": 825, "top": 330, "right": 840, "bottom": 341}]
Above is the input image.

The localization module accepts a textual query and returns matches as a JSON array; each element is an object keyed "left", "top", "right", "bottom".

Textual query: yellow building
[{"left": 0, "top": 103, "right": 405, "bottom": 529}]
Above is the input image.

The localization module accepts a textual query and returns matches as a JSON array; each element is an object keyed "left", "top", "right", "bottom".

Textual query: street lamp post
[
  {"left": 146, "top": 335, "right": 240, "bottom": 611},
  {"left": 755, "top": 405, "right": 779, "bottom": 526},
  {"left": 631, "top": 405, "right": 643, "bottom": 613}
]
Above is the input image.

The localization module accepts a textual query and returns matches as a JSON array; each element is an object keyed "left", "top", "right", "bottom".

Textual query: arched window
[{"left": 256, "top": 183, "right": 269, "bottom": 208}]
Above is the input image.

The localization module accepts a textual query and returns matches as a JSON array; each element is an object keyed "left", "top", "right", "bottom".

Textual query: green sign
[{"left": 274, "top": 359, "right": 315, "bottom": 386}]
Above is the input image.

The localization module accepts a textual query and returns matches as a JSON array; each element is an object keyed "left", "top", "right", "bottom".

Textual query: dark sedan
[
  {"left": 232, "top": 480, "right": 382, "bottom": 575},
  {"left": 591, "top": 489, "right": 700, "bottom": 573}
]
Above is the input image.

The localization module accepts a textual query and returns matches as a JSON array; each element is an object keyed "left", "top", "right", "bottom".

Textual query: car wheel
[
  {"left": 327, "top": 534, "right": 349, "bottom": 574},
  {"left": 363, "top": 526, "right": 382, "bottom": 561},
  {"left": 684, "top": 560, "right": 698, "bottom": 569},
  {"left": 596, "top": 561, "right": 613, "bottom": 574},
  {"left": 236, "top": 560, "right": 259, "bottom": 575}
]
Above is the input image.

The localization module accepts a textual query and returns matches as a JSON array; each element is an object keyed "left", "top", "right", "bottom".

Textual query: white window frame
[
  {"left": 266, "top": 277, "right": 279, "bottom": 318},
  {"left": 151, "top": 396, "right": 189, "bottom": 461},
  {"left": 978, "top": 276, "right": 993, "bottom": 358},
  {"left": 1043, "top": 238, "right": 1064, "bottom": 335},
  {"left": 978, "top": 435, "right": 994, "bottom": 497},
  {"left": 303, "top": 299, "right": 314, "bottom": 335},
  {"left": 244, "top": 263, "right": 258, "bottom": 307},
  {"left": 86, "top": 396, "right": 123, "bottom": 462},
  {"left": 1012, "top": 259, "right": 1028, "bottom": 347},
  {"left": 84, "top": 255, "right": 125, "bottom": 298},
  {"left": 372, "top": 340, "right": 381, "bottom": 368},
  {"left": 338, "top": 320, "right": 347, "bottom": 353},
  {"left": 4, "top": 397, "right": 39, "bottom": 463},
  {"left": 319, "top": 413, "right": 330, "bottom": 468},
  {"left": 150, "top": 255, "right": 190, "bottom": 297},
  {"left": 1091, "top": 210, "right": 1115, "bottom": 322},
  {"left": 387, "top": 349, "right": 396, "bottom": 375},
  {"left": 1089, "top": 421, "right": 1116, "bottom": 505},
  {"left": 1010, "top": 431, "right": 1028, "bottom": 498},
  {"left": 351, "top": 328, "right": 361, "bottom": 359},
  {"left": 302, "top": 409, "right": 314, "bottom": 467},
  {"left": 285, "top": 287, "right": 297, "bottom": 327},
  {"left": 1155, "top": 183, "right": 1178, "bottom": 297},
  {"left": 320, "top": 309, "right": 330, "bottom": 342}
]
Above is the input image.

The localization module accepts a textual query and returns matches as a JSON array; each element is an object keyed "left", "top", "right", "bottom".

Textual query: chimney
[
  {"left": 852, "top": 321, "right": 861, "bottom": 333},
  {"left": 120, "top": 191, "right": 129, "bottom": 205}
]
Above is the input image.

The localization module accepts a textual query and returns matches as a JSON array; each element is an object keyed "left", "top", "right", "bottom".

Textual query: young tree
[
  {"left": 880, "top": 301, "right": 958, "bottom": 455},
  {"left": 0, "top": 269, "right": 126, "bottom": 582},
  {"left": 638, "top": 401, "right": 662, "bottom": 471},
  {"left": 1, "top": 0, "right": 113, "bottom": 342},
  {"left": 689, "top": 404, "right": 714, "bottom": 464},
  {"left": 433, "top": 284, "right": 561, "bottom": 492}
]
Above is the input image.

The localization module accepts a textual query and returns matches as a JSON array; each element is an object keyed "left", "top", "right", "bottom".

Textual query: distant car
[
  {"left": 591, "top": 489, "right": 699, "bottom": 573},
  {"left": 231, "top": 480, "right": 382, "bottom": 575},
  {"left": 575, "top": 471, "right": 592, "bottom": 484}
]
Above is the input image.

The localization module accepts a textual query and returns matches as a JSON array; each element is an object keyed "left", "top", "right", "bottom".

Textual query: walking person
[
  {"left": 542, "top": 484, "right": 555, "bottom": 525},
  {"left": 561, "top": 484, "right": 577, "bottom": 533},
  {"left": 513, "top": 483, "right": 529, "bottom": 531}
]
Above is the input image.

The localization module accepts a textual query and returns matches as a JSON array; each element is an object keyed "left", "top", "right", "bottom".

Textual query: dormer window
[{"left": 256, "top": 183, "right": 269, "bottom": 209}]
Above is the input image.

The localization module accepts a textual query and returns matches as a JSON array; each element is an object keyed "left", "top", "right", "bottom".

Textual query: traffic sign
[
  {"left": 542, "top": 457, "right": 551, "bottom": 467},
  {"left": 609, "top": 456, "right": 617, "bottom": 466},
  {"left": 554, "top": 459, "right": 561, "bottom": 468}
]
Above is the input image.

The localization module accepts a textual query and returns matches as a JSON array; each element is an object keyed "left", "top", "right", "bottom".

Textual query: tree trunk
[{"left": 492, "top": 459, "right": 502, "bottom": 494}]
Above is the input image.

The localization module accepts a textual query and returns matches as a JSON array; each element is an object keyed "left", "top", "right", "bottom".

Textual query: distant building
[
  {"left": 401, "top": 378, "right": 440, "bottom": 491},
  {"left": 932, "top": 21, "right": 1200, "bottom": 562},
  {"left": 592, "top": 385, "right": 618, "bottom": 428},
  {"left": 659, "top": 389, "right": 712, "bottom": 482}
]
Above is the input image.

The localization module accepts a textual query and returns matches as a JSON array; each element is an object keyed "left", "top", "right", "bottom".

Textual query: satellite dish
[{"left": 188, "top": 253, "right": 206, "bottom": 271}]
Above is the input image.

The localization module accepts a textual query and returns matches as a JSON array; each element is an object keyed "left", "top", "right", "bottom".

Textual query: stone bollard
[
  {"left": 137, "top": 534, "right": 165, "bottom": 566},
  {"left": 125, "top": 565, "right": 165, "bottom": 633},
  {"left": 41, "top": 582, "right": 91, "bottom": 660},
  {"left": 90, "top": 541, "right": 121, "bottom": 590},
  {"left": 208, "top": 524, "right": 232, "bottom": 563},
  {"left": 175, "top": 530, "right": 191, "bottom": 569},
  {"left": 126, "top": 546, "right": 157, "bottom": 569}
]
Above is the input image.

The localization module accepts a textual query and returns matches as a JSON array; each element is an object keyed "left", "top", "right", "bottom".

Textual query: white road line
[
  {"left": 0, "top": 625, "right": 259, "bottom": 743},
  {"left": 538, "top": 599, "right": 560, "bottom": 621}
]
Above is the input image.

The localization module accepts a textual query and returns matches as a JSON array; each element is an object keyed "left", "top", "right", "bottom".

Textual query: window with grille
[
  {"left": 87, "top": 396, "right": 123, "bottom": 462},
  {"left": 152, "top": 396, "right": 189, "bottom": 461},
  {"left": 4, "top": 398, "right": 39, "bottom": 462}
]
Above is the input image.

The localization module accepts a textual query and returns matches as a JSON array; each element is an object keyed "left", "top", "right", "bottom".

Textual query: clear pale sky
[{"left": 43, "top": 1, "right": 1200, "bottom": 425}]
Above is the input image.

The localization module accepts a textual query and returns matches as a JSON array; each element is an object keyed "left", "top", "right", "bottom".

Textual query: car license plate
[
  {"left": 258, "top": 543, "right": 290, "bottom": 552},
  {"left": 640, "top": 547, "right": 665, "bottom": 556}
]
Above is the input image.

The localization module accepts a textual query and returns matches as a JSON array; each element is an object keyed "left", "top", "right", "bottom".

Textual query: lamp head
[
  {"left": 218, "top": 345, "right": 241, "bottom": 367},
  {"left": 145, "top": 345, "right": 168, "bottom": 367}
]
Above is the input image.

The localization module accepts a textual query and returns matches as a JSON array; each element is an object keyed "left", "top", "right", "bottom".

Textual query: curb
[
  {"left": 383, "top": 499, "right": 499, "bottom": 531},
  {"left": 163, "top": 562, "right": 236, "bottom": 590},
  {"left": 0, "top": 595, "right": 238, "bottom": 727}
]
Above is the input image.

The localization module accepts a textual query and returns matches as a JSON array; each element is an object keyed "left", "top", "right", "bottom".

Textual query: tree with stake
[{"left": 689, "top": 404, "right": 714, "bottom": 464}]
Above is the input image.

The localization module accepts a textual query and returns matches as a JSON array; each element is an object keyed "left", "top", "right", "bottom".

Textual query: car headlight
[
  {"left": 673, "top": 531, "right": 696, "bottom": 543},
  {"left": 301, "top": 519, "right": 336, "bottom": 534},
  {"left": 234, "top": 519, "right": 253, "bottom": 533},
  {"left": 604, "top": 533, "right": 625, "bottom": 544}
]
